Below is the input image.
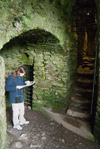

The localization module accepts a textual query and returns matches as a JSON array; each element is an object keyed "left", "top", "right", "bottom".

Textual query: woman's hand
[
  {"left": 16, "top": 86, "right": 23, "bottom": 89},
  {"left": 25, "top": 81, "right": 30, "bottom": 85}
]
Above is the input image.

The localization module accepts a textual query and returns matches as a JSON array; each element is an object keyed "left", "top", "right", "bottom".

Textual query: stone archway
[
  {"left": 0, "top": 27, "right": 76, "bottom": 148},
  {"left": 0, "top": 26, "right": 67, "bottom": 149},
  {"left": 1, "top": 28, "right": 70, "bottom": 111},
  {"left": 0, "top": 0, "right": 69, "bottom": 51},
  {"left": 0, "top": 56, "right": 7, "bottom": 149}
]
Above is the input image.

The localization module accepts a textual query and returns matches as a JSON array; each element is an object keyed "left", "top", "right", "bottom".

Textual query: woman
[{"left": 5, "top": 66, "right": 30, "bottom": 130}]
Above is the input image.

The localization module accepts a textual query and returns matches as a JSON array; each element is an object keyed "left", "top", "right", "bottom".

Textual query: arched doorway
[{"left": 1, "top": 28, "right": 69, "bottom": 112}]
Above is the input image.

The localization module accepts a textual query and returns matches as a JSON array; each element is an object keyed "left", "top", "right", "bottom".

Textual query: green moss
[
  {"left": 0, "top": 0, "right": 75, "bottom": 50},
  {"left": 21, "top": 54, "right": 29, "bottom": 63},
  {"left": 87, "top": 136, "right": 97, "bottom": 143}
]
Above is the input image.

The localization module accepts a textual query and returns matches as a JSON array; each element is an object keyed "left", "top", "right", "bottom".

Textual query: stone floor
[{"left": 6, "top": 107, "right": 100, "bottom": 149}]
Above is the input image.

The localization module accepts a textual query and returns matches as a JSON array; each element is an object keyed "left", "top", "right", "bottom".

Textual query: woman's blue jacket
[{"left": 5, "top": 74, "right": 25, "bottom": 103}]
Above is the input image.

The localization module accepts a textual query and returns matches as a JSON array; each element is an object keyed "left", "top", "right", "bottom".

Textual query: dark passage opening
[{"left": 24, "top": 65, "right": 34, "bottom": 109}]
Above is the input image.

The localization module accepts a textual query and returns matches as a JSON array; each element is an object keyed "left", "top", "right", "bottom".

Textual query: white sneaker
[
  {"left": 13, "top": 125, "right": 23, "bottom": 131},
  {"left": 20, "top": 121, "right": 29, "bottom": 125}
]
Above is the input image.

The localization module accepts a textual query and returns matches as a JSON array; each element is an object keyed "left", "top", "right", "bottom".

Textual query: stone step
[
  {"left": 82, "top": 56, "right": 95, "bottom": 62},
  {"left": 75, "top": 92, "right": 92, "bottom": 100},
  {"left": 77, "top": 72, "right": 94, "bottom": 79},
  {"left": 77, "top": 66, "right": 94, "bottom": 75},
  {"left": 70, "top": 96, "right": 90, "bottom": 104},
  {"left": 70, "top": 96, "right": 90, "bottom": 110},
  {"left": 66, "top": 107, "right": 90, "bottom": 119},
  {"left": 70, "top": 103, "right": 90, "bottom": 110},
  {"left": 70, "top": 102, "right": 90, "bottom": 111},
  {"left": 77, "top": 78, "right": 93, "bottom": 89},
  {"left": 83, "top": 62, "right": 94, "bottom": 66},
  {"left": 77, "top": 78, "right": 93, "bottom": 84},
  {"left": 74, "top": 87, "right": 92, "bottom": 93},
  {"left": 77, "top": 74, "right": 94, "bottom": 80},
  {"left": 81, "top": 64, "right": 94, "bottom": 70},
  {"left": 77, "top": 84, "right": 93, "bottom": 90}
]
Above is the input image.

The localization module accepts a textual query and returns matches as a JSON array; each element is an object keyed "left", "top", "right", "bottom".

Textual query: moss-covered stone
[
  {"left": 0, "top": 0, "right": 83, "bottom": 147},
  {"left": 0, "top": 0, "right": 76, "bottom": 50},
  {"left": 0, "top": 56, "right": 7, "bottom": 149}
]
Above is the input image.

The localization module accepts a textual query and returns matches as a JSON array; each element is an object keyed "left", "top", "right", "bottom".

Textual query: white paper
[{"left": 22, "top": 81, "right": 35, "bottom": 88}]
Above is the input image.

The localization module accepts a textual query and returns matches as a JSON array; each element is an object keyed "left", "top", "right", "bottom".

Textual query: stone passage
[
  {"left": 0, "top": 56, "right": 7, "bottom": 149},
  {"left": 67, "top": 0, "right": 97, "bottom": 122}
]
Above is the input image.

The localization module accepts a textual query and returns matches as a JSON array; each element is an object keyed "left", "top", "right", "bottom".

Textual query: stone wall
[
  {"left": 0, "top": 0, "right": 77, "bottom": 146},
  {"left": 93, "top": 0, "right": 100, "bottom": 141},
  {"left": 33, "top": 50, "right": 68, "bottom": 109},
  {"left": 0, "top": 0, "right": 75, "bottom": 50},
  {"left": 0, "top": 56, "right": 7, "bottom": 149},
  {"left": 1, "top": 36, "right": 77, "bottom": 110}
]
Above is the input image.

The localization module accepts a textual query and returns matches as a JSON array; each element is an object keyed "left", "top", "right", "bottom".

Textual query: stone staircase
[{"left": 66, "top": 57, "right": 95, "bottom": 120}]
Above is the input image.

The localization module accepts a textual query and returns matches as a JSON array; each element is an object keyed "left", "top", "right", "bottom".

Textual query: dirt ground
[{"left": 6, "top": 107, "right": 100, "bottom": 149}]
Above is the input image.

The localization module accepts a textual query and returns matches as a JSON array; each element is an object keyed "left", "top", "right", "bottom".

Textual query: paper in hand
[{"left": 22, "top": 81, "right": 35, "bottom": 88}]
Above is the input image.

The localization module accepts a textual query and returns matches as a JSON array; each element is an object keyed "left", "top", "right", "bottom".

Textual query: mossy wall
[
  {"left": 0, "top": 0, "right": 76, "bottom": 50},
  {"left": 0, "top": 56, "right": 7, "bottom": 149},
  {"left": 0, "top": 39, "right": 33, "bottom": 77},
  {"left": 1, "top": 34, "right": 77, "bottom": 109},
  {"left": 0, "top": 0, "right": 77, "bottom": 109},
  {"left": 33, "top": 48, "right": 69, "bottom": 109},
  {"left": 0, "top": 0, "right": 77, "bottom": 147}
]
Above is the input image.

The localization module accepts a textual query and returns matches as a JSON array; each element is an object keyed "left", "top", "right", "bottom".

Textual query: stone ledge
[{"left": 41, "top": 107, "right": 94, "bottom": 139}]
